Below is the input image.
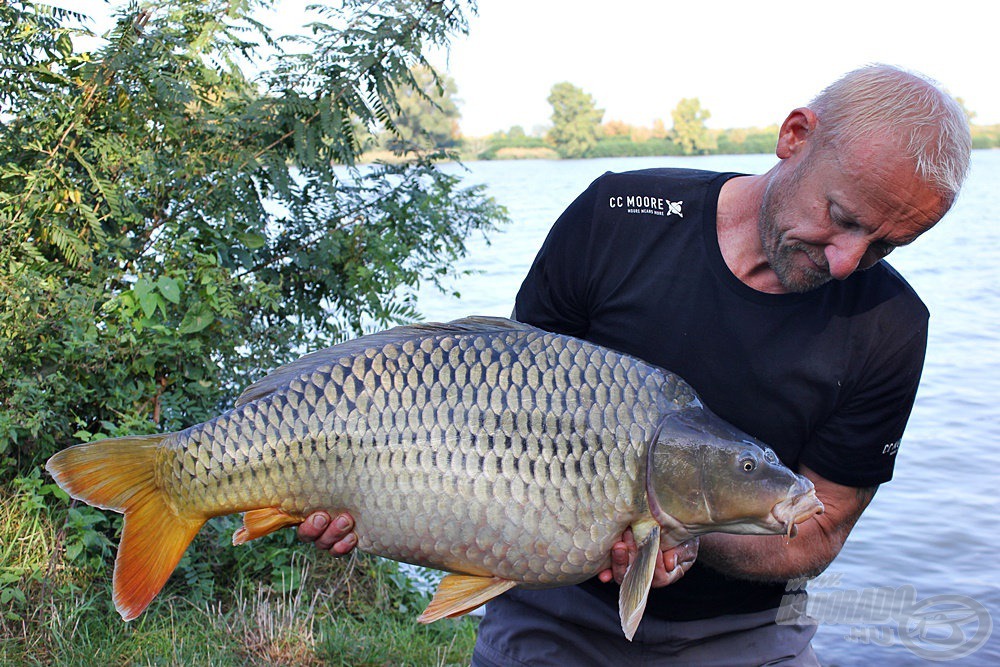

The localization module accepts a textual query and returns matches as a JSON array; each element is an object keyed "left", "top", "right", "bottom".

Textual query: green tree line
[
  {"left": 389, "top": 77, "right": 1000, "bottom": 160},
  {"left": 480, "top": 84, "right": 777, "bottom": 160}
]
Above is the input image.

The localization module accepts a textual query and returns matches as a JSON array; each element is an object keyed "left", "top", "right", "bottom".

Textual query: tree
[
  {"left": 383, "top": 64, "right": 462, "bottom": 152},
  {"left": 507, "top": 125, "right": 526, "bottom": 140},
  {"left": 547, "top": 82, "right": 604, "bottom": 158},
  {"left": 602, "top": 119, "right": 631, "bottom": 137},
  {"left": 671, "top": 97, "right": 716, "bottom": 155},
  {"left": 0, "top": 0, "right": 506, "bottom": 470},
  {"left": 651, "top": 118, "right": 668, "bottom": 139}
]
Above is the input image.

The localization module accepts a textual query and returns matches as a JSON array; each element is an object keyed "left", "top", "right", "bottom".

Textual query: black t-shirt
[{"left": 513, "top": 168, "right": 928, "bottom": 620}]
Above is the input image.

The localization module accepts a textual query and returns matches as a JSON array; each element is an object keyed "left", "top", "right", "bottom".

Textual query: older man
[{"left": 299, "top": 64, "right": 971, "bottom": 665}]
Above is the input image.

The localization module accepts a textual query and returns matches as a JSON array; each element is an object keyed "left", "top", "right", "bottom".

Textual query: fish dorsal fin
[
  {"left": 619, "top": 518, "right": 661, "bottom": 641},
  {"left": 417, "top": 574, "right": 518, "bottom": 623},
  {"left": 235, "top": 316, "right": 537, "bottom": 407}
]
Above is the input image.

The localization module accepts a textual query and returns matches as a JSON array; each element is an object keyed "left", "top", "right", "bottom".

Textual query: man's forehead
[{"left": 832, "top": 139, "right": 949, "bottom": 236}]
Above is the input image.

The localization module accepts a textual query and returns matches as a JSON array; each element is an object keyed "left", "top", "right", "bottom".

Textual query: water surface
[{"left": 417, "top": 151, "right": 1000, "bottom": 665}]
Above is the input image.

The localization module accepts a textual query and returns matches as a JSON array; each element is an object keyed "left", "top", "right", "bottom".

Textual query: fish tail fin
[{"left": 46, "top": 435, "right": 206, "bottom": 621}]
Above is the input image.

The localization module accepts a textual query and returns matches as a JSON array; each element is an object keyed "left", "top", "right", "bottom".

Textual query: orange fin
[
  {"left": 46, "top": 435, "right": 205, "bottom": 622},
  {"left": 417, "top": 574, "right": 517, "bottom": 623},
  {"left": 233, "top": 507, "right": 306, "bottom": 545}
]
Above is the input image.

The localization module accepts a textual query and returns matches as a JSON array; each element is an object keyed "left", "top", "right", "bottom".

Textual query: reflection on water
[{"left": 416, "top": 151, "right": 1000, "bottom": 664}]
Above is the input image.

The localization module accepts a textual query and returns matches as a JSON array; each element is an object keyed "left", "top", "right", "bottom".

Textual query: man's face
[{"left": 758, "top": 137, "right": 949, "bottom": 293}]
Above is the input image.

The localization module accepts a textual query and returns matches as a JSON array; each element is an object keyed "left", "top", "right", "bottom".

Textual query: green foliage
[
  {"left": 478, "top": 129, "right": 550, "bottom": 160},
  {"left": 0, "top": 0, "right": 504, "bottom": 654},
  {"left": 0, "top": 0, "right": 506, "bottom": 474},
  {"left": 970, "top": 123, "right": 1000, "bottom": 149},
  {"left": 383, "top": 64, "right": 462, "bottom": 152},
  {"left": 546, "top": 82, "right": 604, "bottom": 158},
  {"left": 716, "top": 126, "right": 780, "bottom": 155},
  {"left": 585, "top": 137, "right": 684, "bottom": 159},
  {"left": 670, "top": 97, "right": 716, "bottom": 155}
]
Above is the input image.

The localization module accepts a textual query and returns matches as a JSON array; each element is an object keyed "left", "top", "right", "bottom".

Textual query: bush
[
  {"left": 478, "top": 135, "right": 551, "bottom": 160},
  {"left": 585, "top": 138, "right": 684, "bottom": 158}
]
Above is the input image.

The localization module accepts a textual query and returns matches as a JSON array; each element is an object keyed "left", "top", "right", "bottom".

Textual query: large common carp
[{"left": 46, "top": 317, "right": 823, "bottom": 639}]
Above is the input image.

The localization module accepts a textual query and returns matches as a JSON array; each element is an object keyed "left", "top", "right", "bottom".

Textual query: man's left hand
[{"left": 598, "top": 531, "right": 699, "bottom": 588}]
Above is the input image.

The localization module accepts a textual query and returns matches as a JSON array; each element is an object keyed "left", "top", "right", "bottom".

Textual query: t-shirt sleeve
[
  {"left": 513, "top": 178, "right": 601, "bottom": 336},
  {"left": 800, "top": 321, "right": 928, "bottom": 487}
]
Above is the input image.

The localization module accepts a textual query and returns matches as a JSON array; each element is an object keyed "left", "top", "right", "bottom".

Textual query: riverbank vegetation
[{"left": 1, "top": 0, "right": 499, "bottom": 662}]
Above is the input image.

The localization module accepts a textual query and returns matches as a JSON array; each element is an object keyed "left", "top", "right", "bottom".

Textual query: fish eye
[{"left": 738, "top": 450, "right": 758, "bottom": 473}]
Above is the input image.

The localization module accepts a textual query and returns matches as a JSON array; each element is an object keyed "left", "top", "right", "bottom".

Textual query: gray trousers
[{"left": 471, "top": 587, "right": 820, "bottom": 667}]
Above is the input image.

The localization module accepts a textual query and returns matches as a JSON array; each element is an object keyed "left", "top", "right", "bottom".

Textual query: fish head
[{"left": 646, "top": 406, "right": 824, "bottom": 542}]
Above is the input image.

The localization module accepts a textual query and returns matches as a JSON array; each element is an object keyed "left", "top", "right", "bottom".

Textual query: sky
[
  {"left": 63, "top": 0, "right": 1000, "bottom": 136},
  {"left": 436, "top": 0, "right": 999, "bottom": 135}
]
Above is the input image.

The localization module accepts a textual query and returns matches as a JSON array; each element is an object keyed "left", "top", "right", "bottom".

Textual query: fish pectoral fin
[
  {"left": 233, "top": 508, "right": 306, "bottom": 545},
  {"left": 417, "top": 574, "right": 517, "bottom": 624},
  {"left": 619, "top": 519, "right": 661, "bottom": 641}
]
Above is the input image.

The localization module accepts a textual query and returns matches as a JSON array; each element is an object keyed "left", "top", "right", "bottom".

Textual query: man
[{"left": 298, "top": 64, "right": 971, "bottom": 665}]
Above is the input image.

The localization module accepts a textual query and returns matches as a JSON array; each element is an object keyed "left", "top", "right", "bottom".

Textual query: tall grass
[{"left": 1, "top": 480, "right": 478, "bottom": 665}]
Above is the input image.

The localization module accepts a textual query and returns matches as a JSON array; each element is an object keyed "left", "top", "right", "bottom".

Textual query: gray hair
[{"left": 810, "top": 64, "right": 972, "bottom": 199}]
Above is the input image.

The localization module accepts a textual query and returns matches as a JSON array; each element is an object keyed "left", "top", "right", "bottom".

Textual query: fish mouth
[{"left": 771, "top": 485, "right": 825, "bottom": 539}]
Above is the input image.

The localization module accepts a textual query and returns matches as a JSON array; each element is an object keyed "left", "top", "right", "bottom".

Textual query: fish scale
[
  {"left": 169, "top": 328, "right": 667, "bottom": 583},
  {"left": 46, "top": 316, "right": 824, "bottom": 637}
]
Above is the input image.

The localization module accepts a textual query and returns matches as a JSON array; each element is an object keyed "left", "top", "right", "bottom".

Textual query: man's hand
[
  {"left": 597, "top": 531, "right": 699, "bottom": 588},
  {"left": 297, "top": 511, "right": 358, "bottom": 555}
]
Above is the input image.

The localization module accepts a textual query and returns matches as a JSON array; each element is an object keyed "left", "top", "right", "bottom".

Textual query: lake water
[{"left": 416, "top": 151, "right": 1000, "bottom": 665}]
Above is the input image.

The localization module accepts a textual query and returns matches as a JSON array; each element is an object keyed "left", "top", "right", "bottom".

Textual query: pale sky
[
  {"left": 63, "top": 1, "right": 1000, "bottom": 136},
  {"left": 439, "top": 0, "right": 999, "bottom": 135}
]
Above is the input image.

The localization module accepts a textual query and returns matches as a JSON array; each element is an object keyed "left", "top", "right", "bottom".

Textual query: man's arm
[
  {"left": 605, "top": 464, "right": 877, "bottom": 586},
  {"left": 697, "top": 464, "right": 876, "bottom": 581}
]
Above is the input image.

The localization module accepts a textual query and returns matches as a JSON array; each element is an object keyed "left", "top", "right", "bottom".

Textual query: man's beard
[{"left": 758, "top": 169, "right": 832, "bottom": 294}]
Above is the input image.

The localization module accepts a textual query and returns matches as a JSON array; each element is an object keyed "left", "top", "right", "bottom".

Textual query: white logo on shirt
[
  {"left": 608, "top": 194, "right": 683, "bottom": 218},
  {"left": 882, "top": 439, "right": 901, "bottom": 456}
]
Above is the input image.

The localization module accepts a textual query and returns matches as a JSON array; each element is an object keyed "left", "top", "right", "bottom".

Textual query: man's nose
[{"left": 824, "top": 238, "right": 869, "bottom": 280}]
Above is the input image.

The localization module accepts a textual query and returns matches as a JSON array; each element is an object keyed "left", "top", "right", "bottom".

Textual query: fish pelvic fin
[
  {"left": 233, "top": 507, "right": 306, "bottom": 545},
  {"left": 45, "top": 435, "right": 205, "bottom": 622},
  {"left": 619, "top": 519, "right": 661, "bottom": 641},
  {"left": 417, "top": 574, "right": 517, "bottom": 624}
]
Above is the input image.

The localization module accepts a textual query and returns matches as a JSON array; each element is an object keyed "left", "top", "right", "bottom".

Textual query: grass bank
[{"left": 0, "top": 477, "right": 477, "bottom": 665}]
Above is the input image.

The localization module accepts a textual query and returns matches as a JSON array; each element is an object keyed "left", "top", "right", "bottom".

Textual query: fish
[{"left": 45, "top": 316, "right": 824, "bottom": 640}]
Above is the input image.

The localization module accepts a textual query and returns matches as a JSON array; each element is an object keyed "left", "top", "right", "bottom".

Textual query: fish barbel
[{"left": 46, "top": 317, "right": 823, "bottom": 639}]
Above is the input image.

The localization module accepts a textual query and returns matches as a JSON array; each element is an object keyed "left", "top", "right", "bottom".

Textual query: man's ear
[{"left": 776, "top": 107, "right": 820, "bottom": 159}]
